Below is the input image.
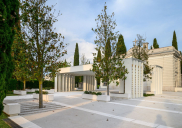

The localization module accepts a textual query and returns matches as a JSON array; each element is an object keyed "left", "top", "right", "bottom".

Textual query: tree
[
  {"left": 20, "top": 0, "right": 67, "bottom": 108},
  {"left": 172, "top": 30, "right": 178, "bottom": 50},
  {"left": 153, "top": 38, "right": 159, "bottom": 48},
  {"left": 0, "top": 0, "right": 19, "bottom": 115},
  {"left": 80, "top": 53, "right": 90, "bottom": 65},
  {"left": 74, "top": 43, "right": 79, "bottom": 87},
  {"left": 116, "top": 34, "right": 127, "bottom": 55},
  {"left": 132, "top": 34, "right": 153, "bottom": 80},
  {"left": 91, "top": 2, "right": 128, "bottom": 95},
  {"left": 96, "top": 48, "right": 101, "bottom": 86}
]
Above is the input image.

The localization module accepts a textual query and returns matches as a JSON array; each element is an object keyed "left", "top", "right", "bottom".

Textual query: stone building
[{"left": 125, "top": 42, "right": 182, "bottom": 91}]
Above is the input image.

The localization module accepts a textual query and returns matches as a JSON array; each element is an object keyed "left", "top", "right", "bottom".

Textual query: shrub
[
  {"left": 35, "top": 90, "right": 48, "bottom": 94},
  {"left": 97, "top": 85, "right": 100, "bottom": 89},
  {"left": 84, "top": 91, "right": 102, "bottom": 95},
  {"left": 7, "top": 79, "right": 24, "bottom": 91},
  {"left": 96, "top": 92, "right": 102, "bottom": 95}
]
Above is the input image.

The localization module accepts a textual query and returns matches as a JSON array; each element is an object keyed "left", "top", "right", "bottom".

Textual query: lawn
[
  {"left": 5, "top": 91, "right": 35, "bottom": 96},
  {"left": 143, "top": 93, "right": 154, "bottom": 97},
  {"left": 0, "top": 113, "right": 11, "bottom": 128}
]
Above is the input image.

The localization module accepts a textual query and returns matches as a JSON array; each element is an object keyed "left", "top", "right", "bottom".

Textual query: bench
[{"left": 3, "top": 103, "right": 20, "bottom": 116}]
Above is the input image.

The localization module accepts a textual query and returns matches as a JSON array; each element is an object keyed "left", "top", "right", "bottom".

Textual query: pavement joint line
[
  {"left": 147, "top": 97, "right": 182, "bottom": 102},
  {"left": 129, "top": 99, "right": 182, "bottom": 106},
  {"left": 108, "top": 102, "right": 181, "bottom": 114},
  {"left": 9, "top": 116, "right": 41, "bottom": 128},
  {"left": 51, "top": 101, "right": 173, "bottom": 128}
]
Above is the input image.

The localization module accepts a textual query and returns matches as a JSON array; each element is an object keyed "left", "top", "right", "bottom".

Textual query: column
[
  {"left": 83, "top": 76, "right": 86, "bottom": 91},
  {"left": 67, "top": 74, "right": 70, "bottom": 92},
  {"left": 141, "top": 62, "right": 143, "bottom": 97},
  {"left": 58, "top": 74, "right": 60, "bottom": 92},
  {"left": 86, "top": 76, "right": 88, "bottom": 91},
  {"left": 136, "top": 61, "right": 138, "bottom": 98},
  {"left": 138, "top": 62, "right": 141, "bottom": 97},
  {"left": 89, "top": 76, "right": 91, "bottom": 91},
  {"left": 94, "top": 77, "right": 97, "bottom": 90},
  {"left": 132, "top": 60, "right": 136, "bottom": 98},
  {"left": 70, "top": 75, "right": 72, "bottom": 91},
  {"left": 72, "top": 76, "right": 75, "bottom": 91},
  {"left": 62, "top": 74, "right": 65, "bottom": 92},
  {"left": 92, "top": 76, "right": 94, "bottom": 91},
  {"left": 54, "top": 73, "right": 57, "bottom": 92},
  {"left": 65, "top": 74, "right": 67, "bottom": 92}
]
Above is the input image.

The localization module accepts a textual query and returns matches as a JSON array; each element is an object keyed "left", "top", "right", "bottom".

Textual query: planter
[
  {"left": 33, "top": 93, "right": 54, "bottom": 101},
  {"left": 13, "top": 90, "right": 26, "bottom": 95},
  {"left": 43, "top": 89, "right": 54, "bottom": 94},
  {"left": 82, "top": 94, "right": 110, "bottom": 102},
  {"left": 3, "top": 103, "right": 20, "bottom": 116}
]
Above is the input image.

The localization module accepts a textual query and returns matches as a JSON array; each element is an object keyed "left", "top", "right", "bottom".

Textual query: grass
[
  {"left": 0, "top": 113, "right": 11, "bottom": 128},
  {"left": 6, "top": 91, "right": 19, "bottom": 96},
  {"left": 143, "top": 93, "right": 154, "bottom": 97}
]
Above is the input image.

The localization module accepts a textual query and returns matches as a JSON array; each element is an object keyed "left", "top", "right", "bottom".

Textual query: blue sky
[{"left": 45, "top": 0, "right": 182, "bottom": 66}]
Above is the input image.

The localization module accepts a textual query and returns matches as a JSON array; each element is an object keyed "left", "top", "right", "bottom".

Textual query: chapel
[{"left": 125, "top": 40, "right": 182, "bottom": 91}]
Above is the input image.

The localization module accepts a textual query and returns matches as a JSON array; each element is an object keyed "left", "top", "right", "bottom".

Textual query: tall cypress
[
  {"left": 74, "top": 43, "right": 79, "bottom": 66},
  {"left": 0, "top": 0, "right": 19, "bottom": 114},
  {"left": 172, "top": 30, "right": 178, "bottom": 50},
  {"left": 116, "top": 34, "right": 127, "bottom": 55},
  {"left": 74, "top": 43, "right": 79, "bottom": 86},
  {"left": 105, "top": 38, "right": 111, "bottom": 58},
  {"left": 153, "top": 38, "right": 159, "bottom": 48},
  {"left": 97, "top": 48, "right": 101, "bottom": 86}
]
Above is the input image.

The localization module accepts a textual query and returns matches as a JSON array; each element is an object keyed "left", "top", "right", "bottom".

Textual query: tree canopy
[
  {"left": 91, "top": 2, "right": 128, "bottom": 95},
  {"left": 153, "top": 38, "right": 159, "bottom": 49},
  {"left": 172, "top": 30, "right": 178, "bottom": 50},
  {"left": 116, "top": 34, "right": 127, "bottom": 55}
]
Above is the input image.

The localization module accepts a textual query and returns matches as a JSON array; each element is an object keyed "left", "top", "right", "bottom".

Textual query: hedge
[
  {"left": 8, "top": 79, "right": 54, "bottom": 91},
  {"left": 8, "top": 79, "right": 24, "bottom": 91}
]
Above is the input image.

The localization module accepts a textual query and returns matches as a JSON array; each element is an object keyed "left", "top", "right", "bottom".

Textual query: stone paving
[{"left": 3, "top": 91, "right": 182, "bottom": 128}]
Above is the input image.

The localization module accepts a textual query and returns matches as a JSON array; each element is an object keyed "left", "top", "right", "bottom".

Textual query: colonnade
[{"left": 54, "top": 74, "right": 97, "bottom": 92}]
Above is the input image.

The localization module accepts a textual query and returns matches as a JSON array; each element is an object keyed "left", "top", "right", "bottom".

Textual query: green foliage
[
  {"left": 116, "top": 34, "right": 127, "bottom": 55},
  {"left": 91, "top": 2, "right": 128, "bottom": 96},
  {"left": 84, "top": 91, "right": 102, "bottom": 95},
  {"left": 97, "top": 85, "right": 100, "bottom": 89},
  {"left": 0, "top": 0, "right": 19, "bottom": 115},
  {"left": 35, "top": 91, "right": 48, "bottom": 94},
  {"left": 6, "top": 79, "right": 24, "bottom": 91},
  {"left": 132, "top": 34, "right": 153, "bottom": 80},
  {"left": 143, "top": 93, "right": 154, "bottom": 97},
  {"left": 153, "top": 38, "right": 159, "bottom": 48},
  {"left": 0, "top": 113, "right": 11, "bottom": 128},
  {"left": 25, "top": 80, "right": 54, "bottom": 89},
  {"left": 74, "top": 43, "right": 80, "bottom": 86},
  {"left": 172, "top": 30, "right": 178, "bottom": 50}
]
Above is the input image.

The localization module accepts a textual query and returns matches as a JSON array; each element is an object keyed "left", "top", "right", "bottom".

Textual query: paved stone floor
[{"left": 4, "top": 91, "right": 182, "bottom": 128}]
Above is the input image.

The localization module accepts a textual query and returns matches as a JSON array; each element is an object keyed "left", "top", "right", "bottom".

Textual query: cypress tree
[
  {"left": 153, "top": 38, "right": 159, "bottom": 48},
  {"left": 74, "top": 43, "right": 79, "bottom": 86},
  {"left": 116, "top": 34, "right": 127, "bottom": 55},
  {"left": 74, "top": 43, "right": 79, "bottom": 66},
  {"left": 172, "top": 30, "right": 178, "bottom": 50},
  {"left": 105, "top": 38, "right": 111, "bottom": 58},
  {"left": 97, "top": 48, "right": 101, "bottom": 62},
  {"left": 0, "top": 0, "right": 19, "bottom": 114}
]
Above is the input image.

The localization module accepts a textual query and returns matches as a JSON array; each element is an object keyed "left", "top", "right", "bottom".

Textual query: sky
[{"left": 45, "top": 0, "right": 182, "bottom": 66}]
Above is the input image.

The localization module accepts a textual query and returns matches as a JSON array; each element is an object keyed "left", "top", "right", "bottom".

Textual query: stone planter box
[
  {"left": 3, "top": 103, "right": 20, "bottom": 116},
  {"left": 82, "top": 94, "right": 110, "bottom": 102},
  {"left": 13, "top": 90, "right": 26, "bottom": 95},
  {"left": 43, "top": 89, "right": 54, "bottom": 94},
  {"left": 33, "top": 93, "right": 54, "bottom": 101}
]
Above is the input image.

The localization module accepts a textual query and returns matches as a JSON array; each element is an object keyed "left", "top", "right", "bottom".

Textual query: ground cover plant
[
  {"left": 143, "top": 93, "right": 154, "bottom": 97},
  {"left": 84, "top": 91, "right": 102, "bottom": 95},
  {"left": 35, "top": 91, "right": 48, "bottom": 94},
  {"left": 0, "top": 113, "right": 11, "bottom": 128}
]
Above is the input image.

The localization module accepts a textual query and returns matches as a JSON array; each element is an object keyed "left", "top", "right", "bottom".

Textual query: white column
[
  {"left": 65, "top": 74, "right": 67, "bottom": 92},
  {"left": 89, "top": 76, "right": 91, "bottom": 91},
  {"left": 72, "top": 76, "right": 75, "bottom": 91},
  {"left": 94, "top": 77, "right": 97, "bottom": 90},
  {"left": 141, "top": 62, "right": 143, "bottom": 97},
  {"left": 68, "top": 75, "right": 70, "bottom": 92},
  {"left": 132, "top": 60, "right": 136, "bottom": 98},
  {"left": 138, "top": 62, "right": 141, "bottom": 97},
  {"left": 54, "top": 73, "right": 57, "bottom": 92},
  {"left": 58, "top": 74, "right": 60, "bottom": 92},
  {"left": 92, "top": 76, "right": 94, "bottom": 91},
  {"left": 86, "top": 76, "right": 88, "bottom": 91},
  {"left": 62, "top": 74, "right": 65, "bottom": 92},
  {"left": 83, "top": 76, "right": 86, "bottom": 91},
  {"left": 136, "top": 61, "right": 138, "bottom": 98},
  {"left": 70, "top": 76, "right": 72, "bottom": 91}
]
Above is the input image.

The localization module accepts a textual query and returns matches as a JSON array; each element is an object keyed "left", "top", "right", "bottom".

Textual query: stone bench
[
  {"left": 82, "top": 94, "right": 110, "bottom": 102},
  {"left": 25, "top": 88, "right": 39, "bottom": 92},
  {"left": 33, "top": 93, "right": 54, "bottom": 101},
  {"left": 3, "top": 103, "right": 20, "bottom": 116},
  {"left": 13, "top": 90, "right": 26, "bottom": 95}
]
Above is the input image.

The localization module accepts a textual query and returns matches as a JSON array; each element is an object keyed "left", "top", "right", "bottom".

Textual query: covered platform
[{"left": 54, "top": 64, "right": 97, "bottom": 92}]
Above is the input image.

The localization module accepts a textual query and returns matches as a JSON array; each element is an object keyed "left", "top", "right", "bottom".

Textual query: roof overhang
[{"left": 57, "top": 64, "right": 95, "bottom": 76}]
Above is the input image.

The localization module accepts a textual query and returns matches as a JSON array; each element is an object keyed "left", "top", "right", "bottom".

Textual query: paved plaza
[{"left": 3, "top": 91, "right": 182, "bottom": 128}]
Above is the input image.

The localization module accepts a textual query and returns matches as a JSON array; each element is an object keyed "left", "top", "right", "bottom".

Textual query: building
[{"left": 125, "top": 42, "right": 182, "bottom": 91}]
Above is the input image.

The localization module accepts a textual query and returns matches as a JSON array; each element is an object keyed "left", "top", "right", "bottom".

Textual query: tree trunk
[
  {"left": 23, "top": 80, "right": 26, "bottom": 90},
  {"left": 107, "top": 78, "right": 109, "bottom": 95},
  {"left": 39, "top": 80, "right": 43, "bottom": 108}
]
